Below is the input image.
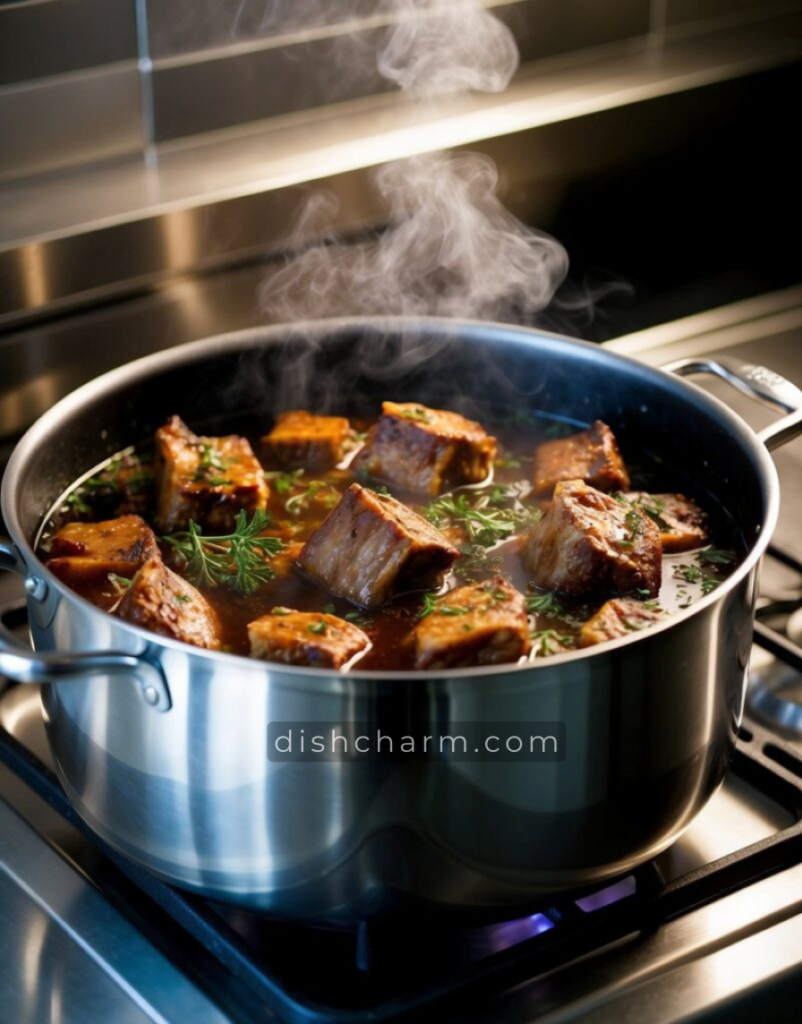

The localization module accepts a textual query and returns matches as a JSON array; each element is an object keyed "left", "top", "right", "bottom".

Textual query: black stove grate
[{"left": 2, "top": 544, "right": 802, "bottom": 1022}]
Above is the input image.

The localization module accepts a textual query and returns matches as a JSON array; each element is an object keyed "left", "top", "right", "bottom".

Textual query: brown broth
[{"left": 39, "top": 413, "right": 746, "bottom": 669}]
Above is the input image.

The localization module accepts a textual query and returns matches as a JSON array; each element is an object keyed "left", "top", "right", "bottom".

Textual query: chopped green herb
[
  {"left": 530, "top": 629, "right": 576, "bottom": 657},
  {"left": 345, "top": 610, "right": 371, "bottom": 627},
  {"left": 266, "top": 469, "right": 305, "bottom": 494},
  {"left": 673, "top": 563, "right": 703, "bottom": 585},
  {"left": 308, "top": 621, "right": 328, "bottom": 635},
  {"left": 207, "top": 477, "right": 233, "bottom": 487},
  {"left": 399, "top": 406, "right": 432, "bottom": 424},
  {"left": 107, "top": 573, "right": 132, "bottom": 596},
  {"left": 271, "top": 608, "right": 290, "bottom": 616},
  {"left": 525, "top": 591, "right": 565, "bottom": 617},
  {"left": 426, "top": 493, "right": 539, "bottom": 548},
  {"left": 634, "top": 588, "right": 651, "bottom": 600},
  {"left": 162, "top": 509, "right": 283, "bottom": 593},
  {"left": 323, "top": 603, "right": 336, "bottom": 615},
  {"left": 194, "top": 442, "right": 230, "bottom": 482},
  {"left": 174, "top": 593, "right": 191, "bottom": 604},
  {"left": 285, "top": 480, "right": 341, "bottom": 516},
  {"left": 701, "top": 578, "right": 721, "bottom": 595},
  {"left": 698, "top": 547, "right": 737, "bottom": 566}
]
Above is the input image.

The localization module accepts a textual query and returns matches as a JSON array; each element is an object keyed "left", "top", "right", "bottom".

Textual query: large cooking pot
[{"left": 1, "top": 319, "right": 801, "bottom": 926}]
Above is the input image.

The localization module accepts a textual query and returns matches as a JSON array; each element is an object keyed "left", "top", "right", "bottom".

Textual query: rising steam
[
  {"left": 260, "top": 0, "right": 568, "bottom": 325},
  {"left": 262, "top": 153, "right": 568, "bottom": 322}
]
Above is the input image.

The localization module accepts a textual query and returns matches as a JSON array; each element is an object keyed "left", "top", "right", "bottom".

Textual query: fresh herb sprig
[
  {"left": 163, "top": 509, "right": 284, "bottom": 593},
  {"left": 426, "top": 493, "right": 539, "bottom": 548}
]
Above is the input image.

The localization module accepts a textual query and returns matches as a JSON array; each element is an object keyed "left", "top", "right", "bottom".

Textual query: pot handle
[
  {"left": 663, "top": 356, "right": 802, "bottom": 451},
  {"left": 0, "top": 536, "right": 172, "bottom": 711}
]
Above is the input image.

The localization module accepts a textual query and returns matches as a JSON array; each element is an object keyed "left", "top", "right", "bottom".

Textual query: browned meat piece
[
  {"left": 297, "top": 483, "right": 459, "bottom": 608},
  {"left": 521, "top": 480, "right": 662, "bottom": 597},
  {"left": 117, "top": 556, "right": 221, "bottom": 650},
  {"left": 625, "top": 492, "right": 708, "bottom": 553},
  {"left": 248, "top": 608, "right": 370, "bottom": 668},
  {"left": 414, "top": 577, "right": 530, "bottom": 669},
  {"left": 155, "top": 416, "right": 268, "bottom": 533},
  {"left": 263, "top": 411, "right": 352, "bottom": 471},
  {"left": 47, "top": 515, "right": 159, "bottom": 586},
  {"left": 532, "top": 420, "right": 630, "bottom": 497},
  {"left": 579, "top": 597, "right": 665, "bottom": 648},
  {"left": 353, "top": 401, "right": 496, "bottom": 495}
]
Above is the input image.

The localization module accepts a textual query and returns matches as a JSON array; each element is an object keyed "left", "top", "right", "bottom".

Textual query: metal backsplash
[{"left": 2, "top": 0, "right": 778, "bottom": 184}]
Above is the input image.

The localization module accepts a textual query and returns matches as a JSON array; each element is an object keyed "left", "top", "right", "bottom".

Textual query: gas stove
[{"left": 2, "top": 284, "right": 802, "bottom": 1023}]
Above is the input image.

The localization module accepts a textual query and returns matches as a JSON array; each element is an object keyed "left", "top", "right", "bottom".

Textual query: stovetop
[{"left": 2, "top": 287, "right": 802, "bottom": 1023}]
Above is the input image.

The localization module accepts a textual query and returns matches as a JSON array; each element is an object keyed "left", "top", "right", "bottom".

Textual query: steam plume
[{"left": 260, "top": 0, "right": 568, "bottom": 325}]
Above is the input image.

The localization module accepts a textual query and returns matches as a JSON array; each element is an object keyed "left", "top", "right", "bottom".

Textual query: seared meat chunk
[
  {"left": 532, "top": 420, "right": 629, "bottom": 497},
  {"left": 625, "top": 492, "right": 708, "bottom": 553},
  {"left": 117, "top": 556, "right": 221, "bottom": 650},
  {"left": 297, "top": 483, "right": 459, "bottom": 608},
  {"left": 521, "top": 480, "right": 662, "bottom": 597},
  {"left": 263, "top": 411, "right": 352, "bottom": 471},
  {"left": 47, "top": 515, "right": 159, "bottom": 585},
  {"left": 353, "top": 401, "right": 496, "bottom": 495},
  {"left": 414, "top": 577, "right": 530, "bottom": 669},
  {"left": 155, "top": 416, "right": 268, "bottom": 533},
  {"left": 579, "top": 597, "right": 665, "bottom": 648},
  {"left": 248, "top": 608, "right": 370, "bottom": 668}
]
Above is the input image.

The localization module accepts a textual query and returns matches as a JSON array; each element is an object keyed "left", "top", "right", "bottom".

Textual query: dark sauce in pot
[{"left": 38, "top": 411, "right": 746, "bottom": 670}]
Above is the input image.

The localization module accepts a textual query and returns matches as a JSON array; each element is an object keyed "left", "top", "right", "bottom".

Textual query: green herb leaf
[
  {"left": 426, "top": 493, "right": 540, "bottom": 548},
  {"left": 530, "top": 629, "right": 576, "bottom": 657},
  {"left": 398, "top": 406, "right": 432, "bottom": 423},
  {"left": 525, "top": 591, "right": 565, "bottom": 617},
  {"left": 107, "top": 573, "right": 132, "bottom": 596},
  {"left": 308, "top": 621, "right": 328, "bottom": 635},
  {"left": 162, "top": 509, "right": 283, "bottom": 593},
  {"left": 698, "top": 547, "right": 737, "bottom": 566}
]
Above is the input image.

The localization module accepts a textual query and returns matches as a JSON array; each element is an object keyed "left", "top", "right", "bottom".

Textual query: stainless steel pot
[{"left": 2, "top": 319, "right": 801, "bottom": 926}]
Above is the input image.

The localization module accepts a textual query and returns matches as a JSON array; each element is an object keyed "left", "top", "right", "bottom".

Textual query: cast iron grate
[{"left": 1, "top": 543, "right": 802, "bottom": 1022}]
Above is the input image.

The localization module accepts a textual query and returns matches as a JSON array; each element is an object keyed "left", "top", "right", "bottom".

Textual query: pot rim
[{"left": 1, "top": 315, "right": 779, "bottom": 681}]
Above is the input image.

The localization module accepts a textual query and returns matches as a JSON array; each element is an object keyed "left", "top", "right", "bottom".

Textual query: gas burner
[{"left": 749, "top": 549, "right": 802, "bottom": 737}]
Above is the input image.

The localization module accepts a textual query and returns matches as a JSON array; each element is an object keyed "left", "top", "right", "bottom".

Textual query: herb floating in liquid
[
  {"left": 163, "top": 509, "right": 284, "bottom": 593},
  {"left": 426, "top": 492, "right": 540, "bottom": 548},
  {"left": 525, "top": 591, "right": 566, "bottom": 617},
  {"left": 698, "top": 547, "right": 737, "bottom": 566},
  {"left": 531, "top": 629, "right": 576, "bottom": 657}
]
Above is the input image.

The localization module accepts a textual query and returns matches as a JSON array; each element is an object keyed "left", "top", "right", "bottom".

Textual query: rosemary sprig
[{"left": 162, "top": 509, "right": 284, "bottom": 593}]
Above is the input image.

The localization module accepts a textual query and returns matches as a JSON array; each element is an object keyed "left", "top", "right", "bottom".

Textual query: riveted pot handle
[
  {"left": 663, "top": 356, "right": 802, "bottom": 451},
  {"left": 0, "top": 536, "right": 171, "bottom": 712}
]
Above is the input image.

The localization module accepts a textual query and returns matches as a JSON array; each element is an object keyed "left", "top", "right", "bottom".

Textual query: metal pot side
[{"left": 0, "top": 319, "right": 782, "bottom": 924}]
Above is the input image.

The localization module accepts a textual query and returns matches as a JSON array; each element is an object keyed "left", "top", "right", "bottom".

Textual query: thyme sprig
[
  {"left": 426, "top": 492, "right": 539, "bottom": 548},
  {"left": 163, "top": 509, "right": 283, "bottom": 593}
]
